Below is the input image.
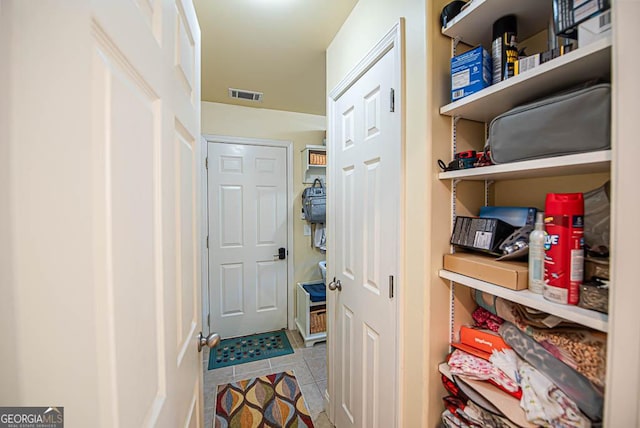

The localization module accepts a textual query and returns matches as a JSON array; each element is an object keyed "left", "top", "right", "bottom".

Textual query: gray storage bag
[
  {"left": 489, "top": 82, "right": 611, "bottom": 164},
  {"left": 302, "top": 178, "right": 326, "bottom": 223}
]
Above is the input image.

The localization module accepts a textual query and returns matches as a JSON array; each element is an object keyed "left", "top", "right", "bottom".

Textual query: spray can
[
  {"left": 544, "top": 193, "right": 584, "bottom": 305},
  {"left": 492, "top": 15, "right": 517, "bottom": 85}
]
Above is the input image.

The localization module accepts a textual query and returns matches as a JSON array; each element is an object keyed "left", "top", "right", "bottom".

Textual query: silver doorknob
[
  {"left": 197, "top": 332, "right": 221, "bottom": 352},
  {"left": 328, "top": 277, "right": 342, "bottom": 291}
]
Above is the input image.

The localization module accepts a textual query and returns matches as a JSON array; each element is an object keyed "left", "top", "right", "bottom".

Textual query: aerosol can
[{"left": 544, "top": 193, "right": 584, "bottom": 305}]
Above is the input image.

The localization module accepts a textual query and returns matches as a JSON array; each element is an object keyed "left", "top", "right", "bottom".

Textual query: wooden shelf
[
  {"left": 440, "top": 269, "right": 608, "bottom": 332},
  {"left": 301, "top": 145, "right": 327, "bottom": 184},
  {"left": 442, "top": 0, "right": 552, "bottom": 48},
  {"left": 439, "top": 150, "right": 611, "bottom": 181},
  {"left": 440, "top": 38, "right": 612, "bottom": 122}
]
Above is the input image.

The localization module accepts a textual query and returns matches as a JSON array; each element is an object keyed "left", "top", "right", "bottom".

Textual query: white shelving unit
[
  {"left": 440, "top": 37, "right": 612, "bottom": 122},
  {"left": 438, "top": 2, "right": 613, "bottom": 421},
  {"left": 440, "top": 1, "right": 612, "bottom": 333},
  {"left": 439, "top": 269, "right": 609, "bottom": 332},
  {"left": 295, "top": 281, "right": 327, "bottom": 347},
  {"left": 442, "top": 0, "right": 552, "bottom": 48},
  {"left": 301, "top": 145, "right": 326, "bottom": 184},
  {"left": 439, "top": 150, "right": 611, "bottom": 181}
]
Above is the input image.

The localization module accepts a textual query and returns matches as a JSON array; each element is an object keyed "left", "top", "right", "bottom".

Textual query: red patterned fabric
[{"left": 472, "top": 307, "right": 504, "bottom": 332}]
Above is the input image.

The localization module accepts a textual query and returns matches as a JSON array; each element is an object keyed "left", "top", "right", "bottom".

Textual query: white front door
[
  {"left": 329, "top": 36, "right": 401, "bottom": 428},
  {"left": 207, "top": 142, "right": 289, "bottom": 338},
  {"left": 2, "top": 0, "right": 203, "bottom": 426}
]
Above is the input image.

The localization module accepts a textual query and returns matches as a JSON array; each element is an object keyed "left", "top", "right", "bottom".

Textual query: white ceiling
[{"left": 193, "top": 0, "right": 358, "bottom": 116}]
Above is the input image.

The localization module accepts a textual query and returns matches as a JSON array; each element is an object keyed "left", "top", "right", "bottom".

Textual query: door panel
[
  {"left": 256, "top": 261, "right": 278, "bottom": 310},
  {"left": 92, "top": 35, "right": 165, "bottom": 427},
  {"left": 341, "top": 306, "right": 355, "bottom": 423},
  {"left": 364, "top": 159, "right": 381, "bottom": 293},
  {"left": 331, "top": 44, "right": 399, "bottom": 428},
  {"left": 363, "top": 324, "right": 380, "bottom": 428},
  {"left": 342, "top": 166, "right": 355, "bottom": 280},
  {"left": 208, "top": 143, "right": 288, "bottom": 338},
  {"left": 257, "top": 186, "right": 278, "bottom": 244},
  {"left": 220, "top": 186, "right": 243, "bottom": 246},
  {"left": 176, "top": 123, "right": 198, "bottom": 364},
  {"left": 92, "top": 0, "right": 202, "bottom": 426},
  {"left": 221, "top": 264, "right": 244, "bottom": 315}
]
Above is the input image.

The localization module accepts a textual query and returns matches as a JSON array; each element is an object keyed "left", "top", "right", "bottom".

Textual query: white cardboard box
[{"left": 578, "top": 9, "right": 612, "bottom": 48}]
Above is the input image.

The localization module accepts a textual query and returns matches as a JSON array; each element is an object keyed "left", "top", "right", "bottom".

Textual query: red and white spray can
[{"left": 544, "top": 193, "right": 584, "bottom": 305}]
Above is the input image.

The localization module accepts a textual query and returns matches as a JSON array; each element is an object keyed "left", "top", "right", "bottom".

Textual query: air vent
[{"left": 228, "top": 88, "right": 263, "bottom": 102}]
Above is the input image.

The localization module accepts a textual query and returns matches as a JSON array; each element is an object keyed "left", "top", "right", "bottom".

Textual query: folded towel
[{"left": 314, "top": 223, "right": 326, "bottom": 252}]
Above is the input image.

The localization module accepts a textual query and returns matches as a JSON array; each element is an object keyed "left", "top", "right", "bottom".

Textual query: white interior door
[
  {"left": 208, "top": 142, "right": 289, "bottom": 338},
  {"left": 1, "top": 0, "right": 203, "bottom": 426},
  {"left": 329, "top": 42, "right": 400, "bottom": 428},
  {"left": 92, "top": 1, "right": 204, "bottom": 426}
]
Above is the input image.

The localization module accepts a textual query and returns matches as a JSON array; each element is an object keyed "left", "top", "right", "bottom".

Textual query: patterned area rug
[
  {"left": 215, "top": 371, "right": 314, "bottom": 428},
  {"left": 208, "top": 330, "right": 294, "bottom": 370}
]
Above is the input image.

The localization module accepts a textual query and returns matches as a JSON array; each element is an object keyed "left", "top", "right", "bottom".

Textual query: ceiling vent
[{"left": 228, "top": 88, "right": 263, "bottom": 102}]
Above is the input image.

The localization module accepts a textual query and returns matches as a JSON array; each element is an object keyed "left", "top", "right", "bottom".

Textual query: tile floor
[{"left": 203, "top": 330, "right": 332, "bottom": 428}]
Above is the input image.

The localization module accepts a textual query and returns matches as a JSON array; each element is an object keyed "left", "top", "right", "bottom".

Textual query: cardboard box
[
  {"left": 453, "top": 326, "right": 512, "bottom": 360},
  {"left": 578, "top": 9, "right": 611, "bottom": 47},
  {"left": 515, "top": 53, "right": 540, "bottom": 75},
  {"left": 450, "top": 46, "right": 492, "bottom": 101},
  {"left": 443, "top": 252, "right": 528, "bottom": 290}
]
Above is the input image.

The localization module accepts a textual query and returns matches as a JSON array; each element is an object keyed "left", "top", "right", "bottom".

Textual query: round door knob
[
  {"left": 328, "top": 277, "right": 342, "bottom": 291},
  {"left": 197, "top": 332, "right": 221, "bottom": 352}
]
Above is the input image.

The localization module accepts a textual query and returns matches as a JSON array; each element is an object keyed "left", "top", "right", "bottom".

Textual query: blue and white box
[{"left": 451, "top": 46, "right": 492, "bottom": 101}]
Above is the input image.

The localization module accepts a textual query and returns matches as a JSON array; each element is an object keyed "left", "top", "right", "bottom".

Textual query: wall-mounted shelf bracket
[
  {"left": 484, "top": 180, "right": 494, "bottom": 206},
  {"left": 452, "top": 36, "right": 462, "bottom": 51}
]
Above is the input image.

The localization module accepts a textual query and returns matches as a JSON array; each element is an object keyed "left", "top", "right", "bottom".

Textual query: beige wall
[
  {"left": 0, "top": 2, "right": 19, "bottom": 402},
  {"left": 201, "top": 101, "right": 327, "bottom": 291},
  {"left": 327, "top": 1, "right": 433, "bottom": 425}
]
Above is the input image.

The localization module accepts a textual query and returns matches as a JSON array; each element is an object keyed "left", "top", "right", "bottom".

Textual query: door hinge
[
  {"left": 390, "top": 88, "right": 395, "bottom": 112},
  {"left": 205, "top": 157, "right": 208, "bottom": 169},
  {"left": 207, "top": 314, "right": 210, "bottom": 327},
  {"left": 389, "top": 275, "right": 394, "bottom": 298},
  {"left": 206, "top": 236, "right": 209, "bottom": 249}
]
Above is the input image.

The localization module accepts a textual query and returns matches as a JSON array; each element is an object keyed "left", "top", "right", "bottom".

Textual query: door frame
[
  {"left": 326, "top": 20, "right": 404, "bottom": 427},
  {"left": 201, "top": 134, "right": 295, "bottom": 335}
]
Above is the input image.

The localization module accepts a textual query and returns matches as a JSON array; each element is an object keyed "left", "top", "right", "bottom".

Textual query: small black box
[{"left": 450, "top": 216, "right": 516, "bottom": 255}]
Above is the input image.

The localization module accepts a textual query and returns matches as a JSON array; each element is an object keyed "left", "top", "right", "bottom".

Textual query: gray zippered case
[
  {"left": 489, "top": 82, "right": 611, "bottom": 164},
  {"left": 302, "top": 178, "right": 326, "bottom": 223}
]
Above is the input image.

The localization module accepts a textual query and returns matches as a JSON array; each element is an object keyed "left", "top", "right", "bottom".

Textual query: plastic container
[
  {"left": 528, "top": 212, "right": 545, "bottom": 294},
  {"left": 318, "top": 260, "right": 326, "bottom": 285},
  {"left": 544, "top": 193, "right": 585, "bottom": 305}
]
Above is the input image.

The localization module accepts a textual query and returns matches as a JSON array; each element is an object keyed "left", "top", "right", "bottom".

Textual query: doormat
[
  {"left": 215, "top": 370, "right": 314, "bottom": 428},
  {"left": 208, "top": 330, "right": 294, "bottom": 370}
]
